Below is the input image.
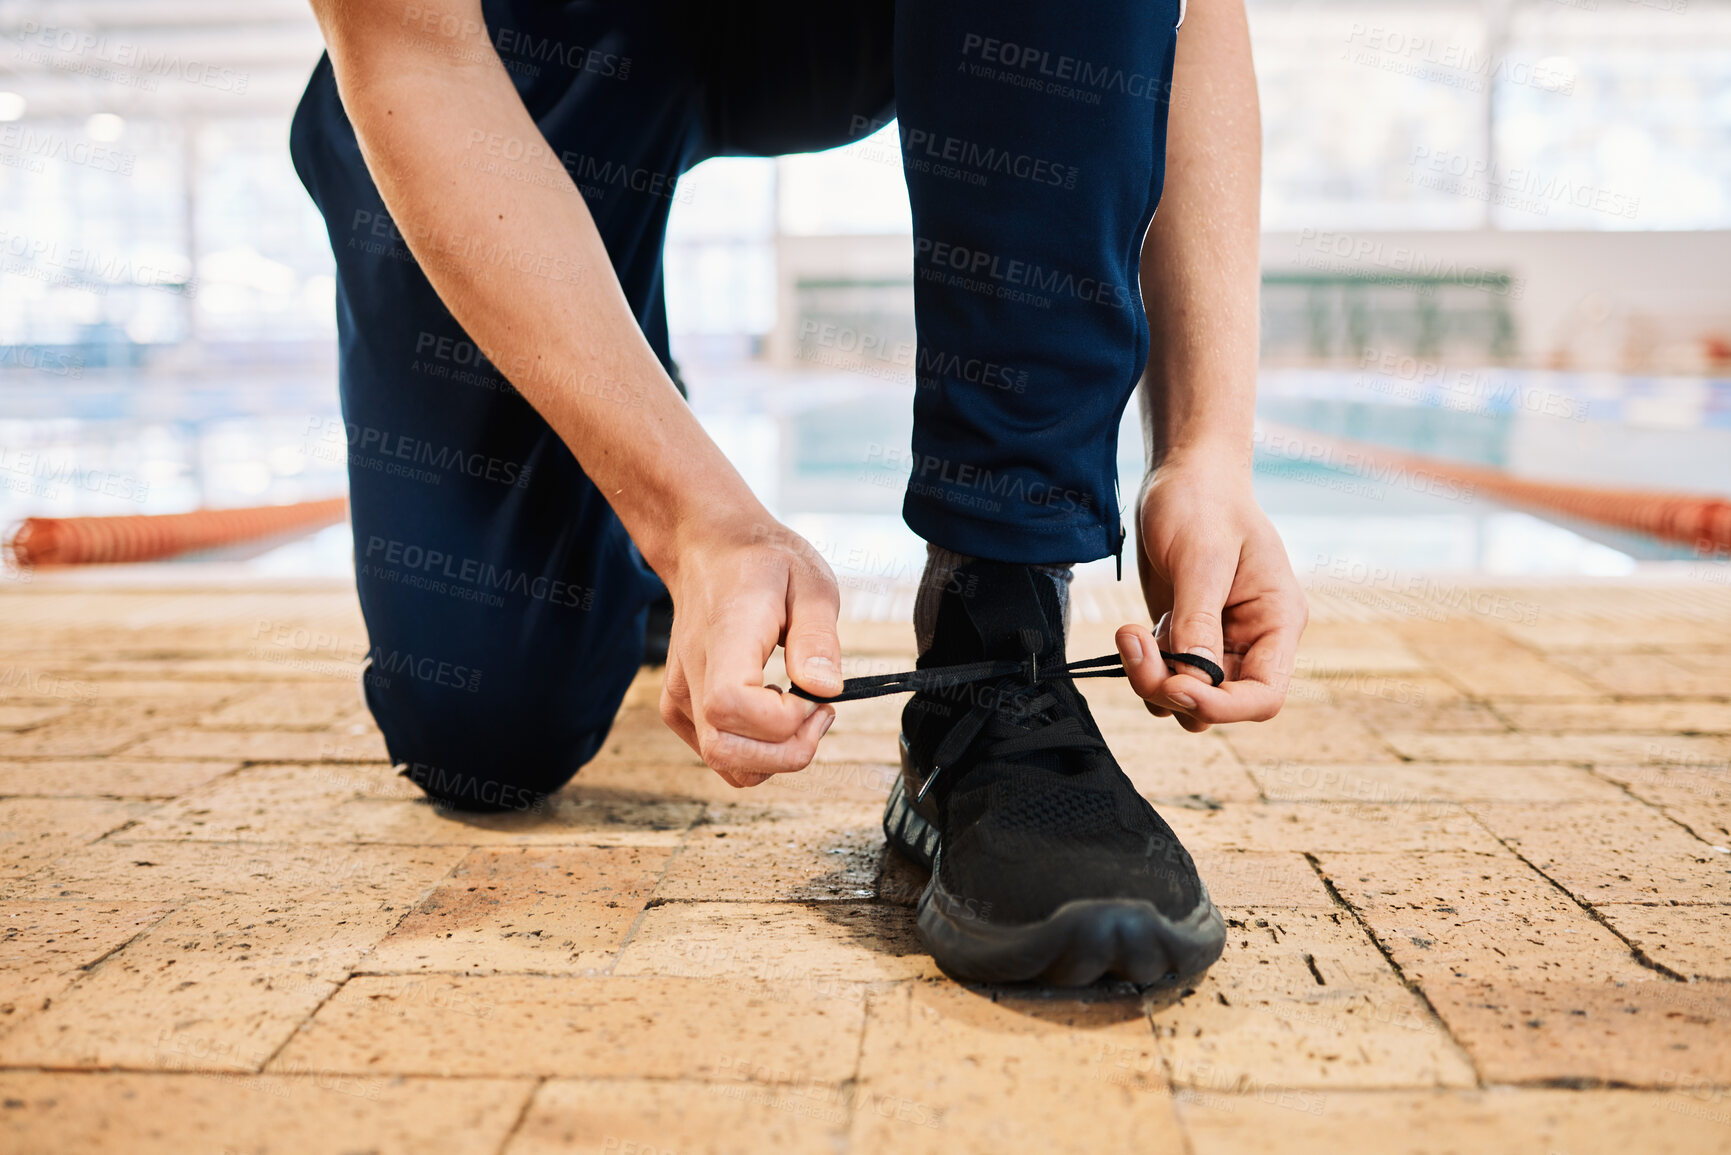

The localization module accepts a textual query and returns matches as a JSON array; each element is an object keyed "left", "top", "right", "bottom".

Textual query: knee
[
  {"left": 368, "top": 671, "right": 619, "bottom": 813},
  {"left": 394, "top": 756, "right": 565, "bottom": 815},
  {"left": 357, "top": 592, "right": 649, "bottom": 812}
]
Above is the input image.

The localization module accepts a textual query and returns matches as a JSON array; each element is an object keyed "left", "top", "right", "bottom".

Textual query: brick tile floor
[{"left": 2, "top": 575, "right": 1730, "bottom": 1153}]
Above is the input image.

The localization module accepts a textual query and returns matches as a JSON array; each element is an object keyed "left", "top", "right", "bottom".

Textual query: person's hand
[
  {"left": 1114, "top": 453, "right": 1307, "bottom": 732},
  {"left": 658, "top": 517, "right": 842, "bottom": 786}
]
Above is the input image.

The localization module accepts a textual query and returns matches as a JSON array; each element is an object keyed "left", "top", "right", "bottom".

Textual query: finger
[
  {"left": 1122, "top": 620, "right": 1275, "bottom": 731},
  {"left": 1143, "top": 546, "right": 1231, "bottom": 725},
  {"left": 1180, "top": 584, "right": 1308, "bottom": 725},
  {"left": 702, "top": 704, "right": 835, "bottom": 778},
  {"left": 658, "top": 661, "right": 700, "bottom": 753},
  {"left": 1177, "top": 609, "right": 1306, "bottom": 725},
  {"left": 1169, "top": 676, "right": 1280, "bottom": 725},
  {"left": 1114, "top": 619, "right": 1197, "bottom": 699},
  {"left": 703, "top": 609, "right": 821, "bottom": 743},
  {"left": 783, "top": 564, "right": 843, "bottom": 699},
  {"left": 1117, "top": 624, "right": 1168, "bottom": 701},
  {"left": 1154, "top": 624, "right": 1303, "bottom": 726},
  {"left": 1166, "top": 547, "right": 1232, "bottom": 693},
  {"left": 1114, "top": 626, "right": 1197, "bottom": 727},
  {"left": 703, "top": 681, "right": 818, "bottom": 745},
  {"left": 664, "top": 664, "right": 754, "bottom": 786},
  {"left": 1234, "top": 597, "right": 1306, "bottom": 706}
]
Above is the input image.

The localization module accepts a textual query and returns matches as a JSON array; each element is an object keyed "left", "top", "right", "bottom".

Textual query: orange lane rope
[
  {"left": 6, "top": 497, "right": 350, "bottom": 567},
  {"left": 1261, "top": 423, "right": 1731, "bottom": 553},
  {"left": 5, "top": 427, "right": 1726, "bottom": 568}
]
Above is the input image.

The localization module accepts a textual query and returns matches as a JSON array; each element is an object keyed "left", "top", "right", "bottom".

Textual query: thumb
[
  {"left": 1115, "top": 623, "right": 1167, "bottom": 702},
  {"left": 1166, "top": 549, "right": 1230, "bottom": 684},
  {"left": 783, "top": 565, "right": 843, "bottom": 698}
]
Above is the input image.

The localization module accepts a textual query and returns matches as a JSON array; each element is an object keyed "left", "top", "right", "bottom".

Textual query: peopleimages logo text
[
  {"left": 960, "top": 33, "right": 1171, "bottom": 101},
  {"left": 362, "top": 536, "right": 593, "bottom": 610},
  {"left": 915, "top": 237, "right": 1133, "bottom": 310},
  {"left": 900, "top": 126, "right": 1078, "bottom": 189}
]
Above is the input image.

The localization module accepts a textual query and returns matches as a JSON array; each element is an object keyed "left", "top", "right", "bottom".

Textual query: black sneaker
[{"left": 878, "top": 561, "right": 1225, "bottom": 986}]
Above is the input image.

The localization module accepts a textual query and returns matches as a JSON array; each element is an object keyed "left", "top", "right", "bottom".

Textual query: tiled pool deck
[{"left": 0, "top": 572, "right": 1728, "bottom": 1153}]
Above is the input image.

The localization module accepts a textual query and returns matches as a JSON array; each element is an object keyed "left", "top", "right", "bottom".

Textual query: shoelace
[
  {"left": 790, "top": 646, "right": 1224, "bottom": 704},
  {"left": 791, "top": 641, "right": 1225, "bottom": 802}
]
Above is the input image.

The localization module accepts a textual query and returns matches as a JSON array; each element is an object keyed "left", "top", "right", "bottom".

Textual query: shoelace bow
[{"left": 791, "top": 636, "right": 1225, "bottom": 802}]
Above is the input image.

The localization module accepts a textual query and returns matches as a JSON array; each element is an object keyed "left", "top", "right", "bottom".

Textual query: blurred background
[{"left": 1, "top": 0, "right": 1727, "bottom": 595}]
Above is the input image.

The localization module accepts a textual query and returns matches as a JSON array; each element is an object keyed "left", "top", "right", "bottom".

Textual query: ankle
[{"left": 913, "top": 546, "right": 1074, "bottom": 658}]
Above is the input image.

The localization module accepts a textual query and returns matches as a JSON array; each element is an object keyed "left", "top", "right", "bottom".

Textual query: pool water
[{"left": 1, "top": 364, "right": 1726, "bottom": 583}]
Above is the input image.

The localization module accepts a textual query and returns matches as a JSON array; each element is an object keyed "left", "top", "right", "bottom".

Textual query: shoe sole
[{"left": 883, "top": 749, "right": 1227, "bottom": 987}]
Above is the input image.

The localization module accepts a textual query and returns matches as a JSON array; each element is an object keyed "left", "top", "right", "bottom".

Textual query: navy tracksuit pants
[{"left": 289, "top": 0, "right": 1181, "bottom": 810}]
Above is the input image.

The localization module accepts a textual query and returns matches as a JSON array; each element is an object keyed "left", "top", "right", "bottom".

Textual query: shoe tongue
[
  {"left": 950, "top": 561, "right": 1064, "bottom": 664},
  {"left": 910, "top": 563, "right": 1076, "bottom": 793}
]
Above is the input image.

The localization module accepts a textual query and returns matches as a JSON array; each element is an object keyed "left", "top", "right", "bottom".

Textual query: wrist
[
  {"left": 651, "top": 490, "right": 778, "bottom": 588},
  {"left": 1145, "top": 435, "right": 1255, "bottom": 480}
]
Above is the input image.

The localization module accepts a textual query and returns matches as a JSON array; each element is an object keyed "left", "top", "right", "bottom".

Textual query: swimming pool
[{"left": 1, "top": 363, "right": 1725, "bottom": 582}]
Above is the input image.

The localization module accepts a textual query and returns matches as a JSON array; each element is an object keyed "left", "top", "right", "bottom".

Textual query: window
[{"left": 1250, "top": 0, "right": 1731, "bottom": 230}]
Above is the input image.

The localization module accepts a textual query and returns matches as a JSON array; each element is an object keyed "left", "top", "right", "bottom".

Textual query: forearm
[
  {"left": 1138, "top": 0, "right": 1262, "bottom": 477},
  {"left": 312, "top": 3, "right": 761, "bottom": 583}
]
